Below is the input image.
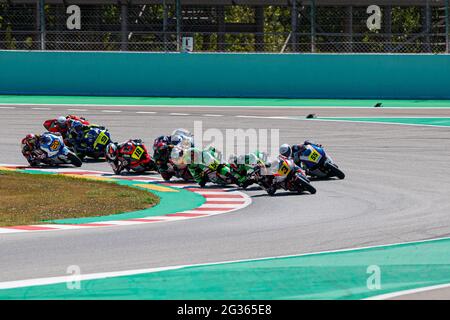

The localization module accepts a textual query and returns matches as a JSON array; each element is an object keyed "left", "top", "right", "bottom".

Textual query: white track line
[
  {"left": 101, "top": 110, "right": 122, "bottom": 113},
  {"left": 1, "top": 102, "right": 450, "bottom": 109},
  {"left": 31, "top": 107, "right": 51, "bottom": 110},
  {"left": 170, "top": 113, "right": 190, "bottom": 116},
  {"left": 365, "top": 282, "right": 450, "bottom": 300},
  {"left": 31, "top": 224, "right": 83, "bottom": 230},
  {"left": 202, "top": 114, "right": 224, "bottom": 117},
  {"left": 306, "top": 118, "right": 450, "bottom": 128},
  {"left": 0, "top": 266, "right": 183, "bottom": 290},
  {"left": 67, "top": 108, "right": 87, "bottom": 112},
  {"left": 135, "top": 111, "right": 157, "bottom": 114},
  {"left": 198, "top": 204, "right": 237, "bottom": 209},
  {"left": 0, "top": 106, "right": 16, "bottom": 109},
  {"left": 0, "top": 228, "right": 28, "bottom": 234},
  {"left": 264, "top": 116, "right": 291, "bottom": 120},
  {"left": 235, "top": 115, "right": 267, "bottom": 119}
]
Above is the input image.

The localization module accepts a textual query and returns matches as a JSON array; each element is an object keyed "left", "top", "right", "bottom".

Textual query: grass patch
[{"left": 0, "top": 170, "right": 159, "bottom": 227}]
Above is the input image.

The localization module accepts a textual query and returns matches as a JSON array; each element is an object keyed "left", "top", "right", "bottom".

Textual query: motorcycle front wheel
[
  {"left": 325, "top": 162, "right": 345, "bottom": 180},
  {"left": 67, "top": 152, "right": 83, "bottom": 167},
  {"left": 295, "top": 174, "right": 317, "bottom": 194}
]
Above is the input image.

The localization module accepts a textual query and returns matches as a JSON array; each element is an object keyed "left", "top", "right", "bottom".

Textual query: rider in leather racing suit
[
  {"left": 67, "top": 120, "right": 105, "bottom": 156},
  {"left": 45, "top": 115, "right": 89, "bottom": 138},
  {"left": 21, "top": 133, "right": 58, "bottom": 166},
  {"left": 152, "top": 129, "right": 194, "bottom": 180},
  {"left": 183, "top": 146, "right": 238, "bottom": 187},
  {"left": 280, "top": 141, "right": 323, "bottom": 166},
  {"left": 229, "top": 151, "right": 268, "bottom": 188},
  {"left": 152, "top": 135, "right": 175, "bottom": 180}
]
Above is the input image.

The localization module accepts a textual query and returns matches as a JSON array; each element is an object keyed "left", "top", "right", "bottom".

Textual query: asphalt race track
[{"left": 1, "top": 104, "right": 450, "bottom": 292}]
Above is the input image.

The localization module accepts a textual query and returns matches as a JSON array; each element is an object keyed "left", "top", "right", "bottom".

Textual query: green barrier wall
[{"left": 1, "top": 50, "right": 449, "bottom": 99}]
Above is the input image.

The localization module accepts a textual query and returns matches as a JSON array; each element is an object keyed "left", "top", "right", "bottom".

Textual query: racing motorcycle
[
  {"left": 203, "top": 163, "right": 237, "bottom": 186},
  {"left": 229, "top": 151, "right": 269, "bottom": 189},
  {"left": 23, "top": 134, "right": 82, "bottom": 167},
  {"left": 198, "top": 149, "right": 237, "bottom": 186},
  {"left": 296, "top": 143, "right": 345, "bottom": 180},
  {"left": 158, "top": 146, "right": 194, "bottom": 181},
  {"left": 72, "top": 127, "right": 112, "bottom": 160},
  {"left": 183, "top": 147, "right": 237, "bottom": 187},
  {"left": 257, "top": 156, "right": 316, "bottom": 196},
  {"left": 106, "top": 140, "right": 156, "bottom": 175},
  {"left": 171, "top": 128, "right": 195, "bottom": 149}
]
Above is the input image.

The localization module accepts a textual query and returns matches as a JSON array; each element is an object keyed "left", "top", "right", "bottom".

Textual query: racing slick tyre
[
  {"left": 67, "top": 152, "right": 83, "bottom": 167},
  {"left": 296, "top": 175, "right": 317, "bottom": 194},
  {"left": 181, "top": 170, "right": 194, "bottom": 182},
  {"left": 266, "top": 186, "right": 277, "bottom": 196},
  {"left": 326, "top": 163, "right": 345, "bottom": 180},
  {"left": 160, "top": 171, "right": 173, "bottom": 181}
]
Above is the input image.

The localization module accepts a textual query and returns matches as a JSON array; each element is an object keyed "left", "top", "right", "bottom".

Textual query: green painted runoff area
[
  {"left": 318, "top": 117, "right": 450, "bottom": 127},
  {"left": 2, "top": 237, "right": 450, "bottom": 300},
  {"left": 1, "top": 95, "right": 450, "bottom": 108}
]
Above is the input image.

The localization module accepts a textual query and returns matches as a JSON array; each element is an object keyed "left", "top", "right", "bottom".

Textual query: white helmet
[
  {"left": 57, "top": 116, "right": 67, "bottom": 127},
  {"left": 171, "top": 134, "right": 182, "bottom": 145},
  {"left": 106, "top": 142, "right": 118, "bottom": 162},
  {"left": 279, "top": 144, "right": 292, "bottom": 158}
]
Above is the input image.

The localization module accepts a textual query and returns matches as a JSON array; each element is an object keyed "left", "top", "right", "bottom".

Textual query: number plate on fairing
[
  {"left": 50, "top": 140, "right": 60, "bottom": 151},
  {"left": 307, "top": 146, "right": 322, "bottom": 163},
  {"left": 93, "top": 131, "right": 109, "bottom": 148},
  {"left": 277, "top": 161, "right": 291, "bottom": 176},
  {"left": 131, "top": 146, "right": 145, "bottom": 160}
]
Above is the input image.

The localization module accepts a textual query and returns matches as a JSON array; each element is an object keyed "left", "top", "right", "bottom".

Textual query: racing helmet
[
  {"left": 57, "top": 116, "right": 67, "bottom": 127},
  {"left": 106, "top": 143, "right": 119, "bottom": 161},
  {"left": 171, "top": 128, "right": 191, "bottom": 137},
  {"left": 170, "top": 134, "right": 182, "bottom": 146},
  {"left": 279, "top": 144, "right": 292, "bottom": 158},
  {"left": 39, "top": 134, "right": 52, "bottom": 146},
  {"left": 22, "top": 134, "right": 36, "bottom": 144},
  {"left": 153, "top": 135, "right": 168, "bottom": 152},
  {"left": 170, "top": 146, "right": 185, "bottom": 165},
  {"left": 21, "top": 134, "right": 37, "bottom": 150},
  {"left": 70, "top": 120, "right": 84, "bottom": 133}
]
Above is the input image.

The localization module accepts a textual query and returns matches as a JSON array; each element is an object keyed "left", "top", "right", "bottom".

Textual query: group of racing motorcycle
[{"left": 20, "top": 114, "right": 345, "bottom": 196}]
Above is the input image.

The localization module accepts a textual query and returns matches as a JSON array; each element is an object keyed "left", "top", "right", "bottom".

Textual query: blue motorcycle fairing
[
  {"left": 39, "top": 133, "right": 70, "bottom": 159},
  {"left": 299, "top": 144, "right": 327, "bottom": 169}
]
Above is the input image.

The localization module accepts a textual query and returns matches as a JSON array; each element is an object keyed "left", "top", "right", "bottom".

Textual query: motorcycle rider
[
  {"left": 106, "top": 139, "right": 156, "bottom": 175},
  {"left": 152, "top": 135, "right": 176, "bottom": 180},
  {"left": 182, "top": 146, "right": 238, "bottom": 187},
  {"left": 229, "top": 151, "right": 268, "bottom": 188},
  {"left": 280, "top": 141, "right": 323, "bottom": 165},
  {"left": 67, "top": 120, "right": 106, "bottom": 157},
  {"left": 21, "top": 132, "right": 59, "bottom": 166},
  {"left": 152, "top": 129, "right": 194, "bottom": 180},
  {"left": 45, "top": 115, "right": 89, "bottom": 138}
]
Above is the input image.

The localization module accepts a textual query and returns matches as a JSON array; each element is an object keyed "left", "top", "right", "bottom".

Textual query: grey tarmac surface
[
  {"left": 390, "top": 286, "right": 450, "bottom": 300},
  {"left": 1, "top": 104, "right": 450, "bottom": 294}
]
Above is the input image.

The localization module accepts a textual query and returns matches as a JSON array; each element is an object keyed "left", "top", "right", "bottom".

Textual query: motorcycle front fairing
[{"left": 299, "top": 144, "right": 326, "bottom": 168}]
